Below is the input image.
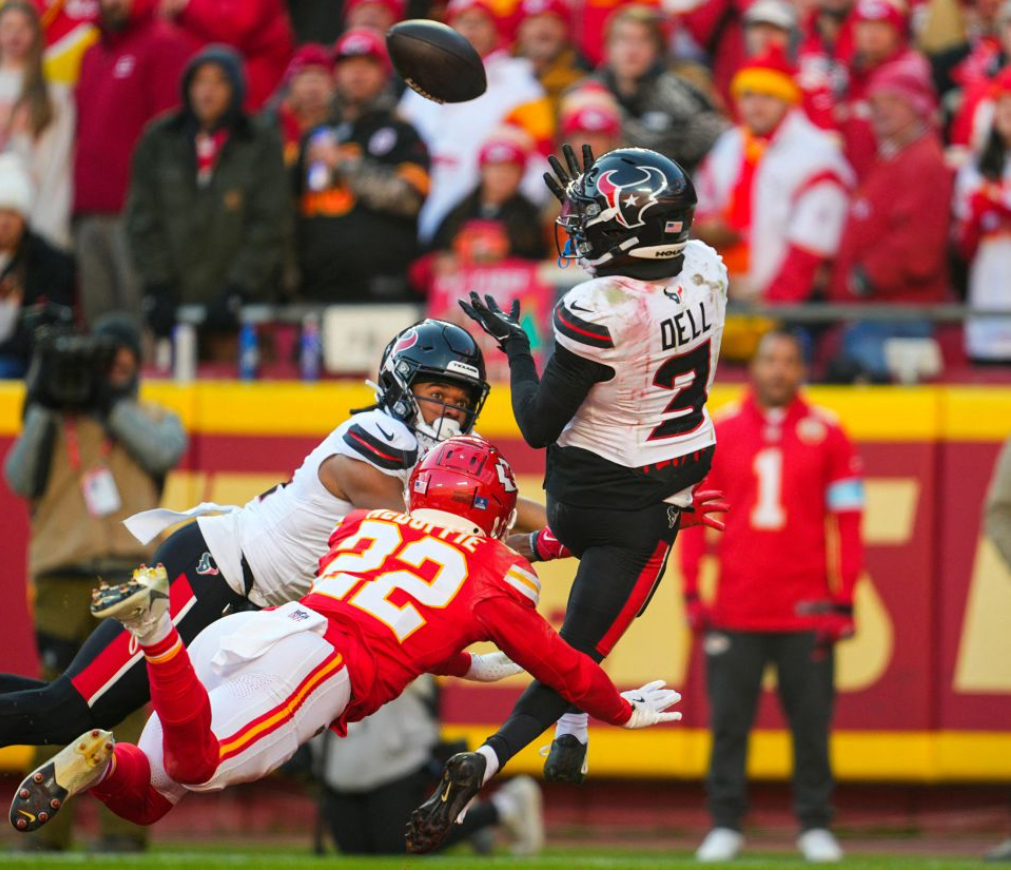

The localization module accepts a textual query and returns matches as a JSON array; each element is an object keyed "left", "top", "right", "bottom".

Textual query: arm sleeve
[
  {"left": 105, "top": 401, "right": 187, "bottom": 478},
  {"left": 475, "top": 595, "right": 633, "bottom": 725},
  {"left": 429, "top": 652, "right": 472, "bottom": 678},
  {"left": 505, "top": 340, "right": 614, "bottom": 449},
  {"left": 2, "top": 404, "right": 59, "bottom": 499},
  {"left": 986, "top": 436, "right": 1011, "bottom": 569},
  {"left": 825, "top": 425, "right": 865, "bottom": 601}
]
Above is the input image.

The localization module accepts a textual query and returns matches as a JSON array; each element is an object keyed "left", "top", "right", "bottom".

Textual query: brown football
[{"left": 386, "top": 19, "right": 487, "bottom": 104}]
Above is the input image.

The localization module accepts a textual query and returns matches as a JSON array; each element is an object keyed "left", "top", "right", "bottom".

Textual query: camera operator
[{"left": 2, "top": 311, "right": 186, "bottom": 853}]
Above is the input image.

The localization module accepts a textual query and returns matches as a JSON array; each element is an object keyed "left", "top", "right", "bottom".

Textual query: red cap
[
  {"left": 852, "top": 0, "right": 906, "bottom": 30},
  {"left": 284, "top": 44, "right": 334, "bottom": 82},
  {"left": 343, "top": 0, "right": 406, "bottom": 23},
  {"left": 446, "top": 0, "right": 498, "bottom": 23},
  {"left": 561, "top": 103, "right": 621, "bottom": 136},
  {"left": 479, "top": 137, "right": 528, "bottom": 167},
  {"left": 334, "top": 27, "right": 391, "bottom": 69},
  {"left": 867, "top": 56, "right": 936, "bottom": 117},
  {"left": 518, "top": 0, "right": 571, "bottom": 23}
]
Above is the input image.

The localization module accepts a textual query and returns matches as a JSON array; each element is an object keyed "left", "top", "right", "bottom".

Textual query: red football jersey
[
  {"left": 681, "top": 392, "right": 864, "bottom": 631},
  {"left": 301, "top": 508, "right": 633, "bottom": 734}
]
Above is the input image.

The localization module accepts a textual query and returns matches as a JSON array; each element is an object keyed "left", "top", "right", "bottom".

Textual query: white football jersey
[
  {"left": 553, "top": 240, "right": 728, "bottom": 471},
  {"left": 198, "top": 409, "right": 418, "bottom": 607}
]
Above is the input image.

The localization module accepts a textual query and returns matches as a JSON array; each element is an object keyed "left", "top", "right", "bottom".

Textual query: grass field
[{"left": 0, "top": 845, "right": 1007, "bottom": 869}]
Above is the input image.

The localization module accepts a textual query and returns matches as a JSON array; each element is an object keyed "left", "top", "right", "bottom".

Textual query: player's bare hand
[
  {"left": 621, "top": 680, "right": 683, "bottom": 729},
  {"left": 680, "top": 489, "right": 729, "bottom": 532},
  {"left": 465, "top": 651, "right": 524, "bottom": 682},
  {"left": 458, "top": 292, "right": 526, "bottom": 350}
]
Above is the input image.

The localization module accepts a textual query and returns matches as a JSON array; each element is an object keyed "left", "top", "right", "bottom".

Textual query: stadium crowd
[{"left": 0, "top": 0, "right": 1003, "bottom": 379}]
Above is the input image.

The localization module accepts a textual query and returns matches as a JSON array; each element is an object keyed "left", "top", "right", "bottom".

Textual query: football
[{"left": 386, "top": 19, "right": 487, "bottom": 104}]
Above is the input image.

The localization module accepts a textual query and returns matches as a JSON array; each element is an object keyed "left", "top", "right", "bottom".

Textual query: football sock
[
  {"left": 476, "top": 745, "right": 499, "bottom": 785},
  {"left": 142, "top": 628, "right": 219, "bottom": 786},
  {"left": 89, "top": 742, "right": 174, "bottom": 825},
  {"left": 554, "top": 712, "right": 589, "bottom": 743}
]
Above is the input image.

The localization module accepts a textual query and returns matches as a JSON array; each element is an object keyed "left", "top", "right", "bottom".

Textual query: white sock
[
  {"left": 476, "top": 744, "right": 499, "bottom": 786},
  {"left": 555, "top": 712, "right": 589, "bottom": 743},
  {"left": 136, "top": 613, "right": 174, "bottom": 648}
]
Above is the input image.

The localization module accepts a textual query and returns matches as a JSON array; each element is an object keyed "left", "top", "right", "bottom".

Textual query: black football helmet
[
  {"left": 376, "top": 319, "right": 489, "bottom": 447},
  {"left": 551, "top": 146, "right": 697, "bottom": 278}
]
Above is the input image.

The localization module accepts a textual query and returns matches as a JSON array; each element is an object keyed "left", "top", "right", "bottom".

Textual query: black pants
[
  {"left": 484, "top": 494, "right": 690, "bottom": 765},
  {"left": 0, "top": 523, "right": 249, "bottom": 747},
  {"left": 323, "top": 767, "right": 499, "bottom": 854},
  {"left": 705, "top": 630, "right": 835, "bottom": 832}
]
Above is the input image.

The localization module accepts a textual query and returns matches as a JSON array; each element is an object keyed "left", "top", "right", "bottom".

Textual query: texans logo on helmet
[
  {"left": 596, "top": 165, "right": 668, "bottom": 230},
  {"left": 392, "top": 329, "right": 418, "bottom": 356}
]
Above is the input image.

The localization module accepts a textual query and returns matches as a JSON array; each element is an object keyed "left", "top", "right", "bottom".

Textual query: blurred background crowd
[{"left": 0, "top": 0, "right": 1005, "bottom": 383}]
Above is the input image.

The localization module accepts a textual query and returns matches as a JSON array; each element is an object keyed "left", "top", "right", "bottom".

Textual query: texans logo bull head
[
  {"left": 391, "top": 329, "right": 418, "bottom": 356},
  {"left": 595, "top": 165, "right": 668, "bottom": 230}
]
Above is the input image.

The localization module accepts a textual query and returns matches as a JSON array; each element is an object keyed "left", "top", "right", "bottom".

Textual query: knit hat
[
  {"left": 730, "top": 45, "right": 802, "bottom": 104},
  {"left": 479, "top": 136, "right": 528, "bottom": 167},
  {"left": 334, "top": 27, "right": 391, "bottom": 70},
  {"left": 852, "top": 0, "right": 906, "bottom": 31},
  {"left": 867, "top": 57, "right": 936, "bottom": 117},
  {"left": 343, "top": 0, "right": 405, "bottom": 23},
  {"left": 284, "top": 43, "right": 334, "bottom": 83},
  {"left": 0, "top": 154, "right": 32, "bottom": 216},
  {"left": 519, "top": 0, "right": 571, "bottom": 23},
  {"left": 743, "top": 0, "right": 798, "bottom": 31}
]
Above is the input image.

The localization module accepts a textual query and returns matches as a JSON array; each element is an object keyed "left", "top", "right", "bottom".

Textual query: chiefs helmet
[
  {"left": 408, "top": 436, "right": 518, "bottom": 540},
  {"left": 557, "top": 147, "right": 696, "bottom": 278},
  {"left": 376, "top": 320, "right": 490, "bottom": 449}
]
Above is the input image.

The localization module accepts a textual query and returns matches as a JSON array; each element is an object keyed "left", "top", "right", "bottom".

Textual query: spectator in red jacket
[
  {"left": 830, "top": 58, "right": 951, "bottom": 379},
  {"left": 837, "top": 0, "right": 929, "bottom": 180},
  {"left": 272, "top": 44, "right": 336, "bottom": 166},
  {"left": 681, "top": 328, "right": 864, "bottom": 865},
  {"left": 158, "top": 0, "right": 294, "bottom": 111},
  {"left": 74, "top": 0, "right": 193, "bottom": 328}
]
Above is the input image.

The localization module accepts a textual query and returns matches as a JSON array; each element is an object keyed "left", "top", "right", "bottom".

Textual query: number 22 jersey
[
  {"left": 550, "top": 240, "right": 728, "bottom": 504},
  {"left": 301, "top": 508, "right": 634, "bottom": 735}
]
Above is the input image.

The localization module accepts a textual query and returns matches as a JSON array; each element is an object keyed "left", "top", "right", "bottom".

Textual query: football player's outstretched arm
[
  {"left": 318, "top": 455, "right": 406, "bottom": 512},
  {"left": 477, "top": 595, "right": 681, "bottom": 728}
]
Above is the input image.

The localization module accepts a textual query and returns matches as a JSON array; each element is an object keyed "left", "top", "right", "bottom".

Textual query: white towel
[{"left": 123, "top": 503, "right": 243, "bottom": 545}]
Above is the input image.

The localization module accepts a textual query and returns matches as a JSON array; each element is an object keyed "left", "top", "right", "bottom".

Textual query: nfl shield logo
[
  {"left": 473, "top": 496, "right": 489, "bottom": 509},
  {"left": 664, "top": 220, "right": 683, "bottom": 234}
]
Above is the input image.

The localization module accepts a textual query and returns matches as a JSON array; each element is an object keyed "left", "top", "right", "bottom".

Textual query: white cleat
[
  {"left": 91, "top": 563, "right": 170, "bottom": 639},
  {"left": 696, "top": 827, "right": 745, "bottom": 862},
  {"left": 798, "top": 828, "right": 844, "bottom": 863},
  {"left": 10, "top": 729, "right": 115, "bottom": 833},
  {"left": 493, "top": 776, "right": 544, "bottom": 856}
]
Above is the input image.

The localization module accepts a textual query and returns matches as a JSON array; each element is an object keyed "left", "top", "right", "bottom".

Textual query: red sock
[
  {"left": 142, "top": 627, "right": 219, "bottom": 786},
  {"left": 90, "top": 743, "right": 174, "bottom": 825}
]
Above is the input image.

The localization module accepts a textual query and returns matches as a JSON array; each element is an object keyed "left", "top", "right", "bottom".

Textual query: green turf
[{"left": 0, "top": 846, "right": 1007, "bottom": 869}]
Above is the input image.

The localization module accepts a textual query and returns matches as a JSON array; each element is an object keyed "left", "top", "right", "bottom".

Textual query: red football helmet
[{"left": 408, "top": 436, "right": 519, "bottom": 539}]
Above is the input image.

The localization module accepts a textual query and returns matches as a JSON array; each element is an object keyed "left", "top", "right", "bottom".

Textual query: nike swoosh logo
[
  {"left": 377, "top": 425, "right": 394, "bottom": 441},
  {"left": 440, "top": 782, "right": 452, "bottom": 802},
  {"left": 569, "top": 303, "right": 593, "bottom": 314},
  {"left": 17, "top": 809, "right": 36, "bottom": 823}
]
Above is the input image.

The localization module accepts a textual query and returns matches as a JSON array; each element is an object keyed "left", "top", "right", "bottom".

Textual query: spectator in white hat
[{"left": 0, "top": 153, "right": 75, "bottom": 378}]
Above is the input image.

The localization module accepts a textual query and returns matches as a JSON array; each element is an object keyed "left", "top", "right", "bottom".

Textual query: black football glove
[
  {"left": 458, "top": 291, "right": 527, "bottom": 351},
  {"left": 543, "top": 142, "right": 596, "bottom": 203}
]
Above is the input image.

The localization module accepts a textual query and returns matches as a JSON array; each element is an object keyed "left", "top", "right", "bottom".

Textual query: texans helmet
[
  {"left": 376, "top": 320, "right": 490, "bottom": 446},
  {"left": 408, "top": 436, "right": 518, "bottom": 540},
  {"left": 557, "top": 147, "right": 696, "bottom": 277}
]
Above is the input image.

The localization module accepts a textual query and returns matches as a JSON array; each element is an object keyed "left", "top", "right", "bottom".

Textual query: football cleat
[
  {"left": 542, "top": 734, "right": 588, "bottom": 784},
  {"left": 91, "top": 564, "right": 170, "bottom": 639},
  {"left": 10, "top": 729, "right": 114, "bottom": 833},
  {"left": 405, "top": 752, "right": 484, "bottom": 853}
]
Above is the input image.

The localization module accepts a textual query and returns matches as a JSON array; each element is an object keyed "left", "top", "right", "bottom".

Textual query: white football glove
[
  {"left": 621, "top": 680, "right": 683, "bottom": 729},
  {"left": 464, "top": 651, "right": 524, "bottom": 682}
]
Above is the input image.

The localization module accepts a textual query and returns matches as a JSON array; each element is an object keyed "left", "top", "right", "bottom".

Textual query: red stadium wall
[{"left": 0, "top": 381, "right": 1009, "bottom": 781}]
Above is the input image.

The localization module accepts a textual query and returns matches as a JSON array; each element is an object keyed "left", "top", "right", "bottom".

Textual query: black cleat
[
  {"left": 405, "top": 752, "right": 484, "bottom": 853},
  {"left": 543, "top": 734, "right": 588, "bottom": 784},
  {"left": 10, "top": 729, "right": 114, "bottom": 833}
]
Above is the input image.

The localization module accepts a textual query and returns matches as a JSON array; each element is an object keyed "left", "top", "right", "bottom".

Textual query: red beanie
[
  {"left": 867, "top": 57, "right": 936, "bottom": 118},
  {"left": 284, "top": 44, "right": 334, "bottom": 83},
  {"left": 334, "top": 27, "right": 391, "bottom": 70}
]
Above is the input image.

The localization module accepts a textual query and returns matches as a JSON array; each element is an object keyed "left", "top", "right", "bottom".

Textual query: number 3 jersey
[
  {"left": 301, "top": 508, "right": 634, "bottom": 734},
  {"left": 551, "top": 240, "right": 728, "bottom": 504}
]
